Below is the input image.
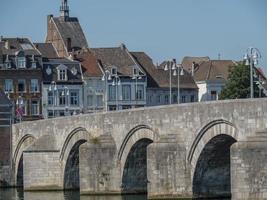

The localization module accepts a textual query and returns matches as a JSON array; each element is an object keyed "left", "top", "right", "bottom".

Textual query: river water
[
  {"left": 0, "top": 188, "right": 148, "bottom": 200},
  {"left": 0, "top": 188, "right": 232, "bottom": 200}
]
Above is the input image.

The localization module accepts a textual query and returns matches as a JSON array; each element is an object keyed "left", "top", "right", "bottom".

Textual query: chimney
[
  {"left": 192, "top": 62, "right": 195, "bottom": 76},
  {"left": 120, "top": 43, "right": 126, "bottom": 51},
  {"left": 5, "top": 40, "right": 9, "bottom": 49}
]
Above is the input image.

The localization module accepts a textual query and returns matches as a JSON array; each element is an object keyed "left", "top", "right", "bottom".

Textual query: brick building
[
  {"left": 0, "top": 38, "right": 43, "bottom": 121},
  {"left": 46, "top": 0, "right": 88, "bottom": 57}
]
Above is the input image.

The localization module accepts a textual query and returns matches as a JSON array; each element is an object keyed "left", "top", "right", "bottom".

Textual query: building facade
[
  {"left": 131, "top": 52, "right": 198, "bottom": 106},
  {"left": 182, "top": 57, "right": 237, "bottom": 101},
  {"left": 45, "top": 0, "right": 88, "bottom": 57},
  {"left": 75, "top": 49, "right": 105, "bottom": 113},
  {"left": 42, "top": 58, "right": 84, "bottom": 118},
  {"left": 0, "top": 38, "right": 43, "bottom": 121},
  {"left": 90, "top": 44, "right": 147, "bottom": 111}
]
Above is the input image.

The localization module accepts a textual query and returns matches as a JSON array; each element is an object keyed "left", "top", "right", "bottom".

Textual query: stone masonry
[{"left": 6, "top": 98, "right": 267, "bottom": 199}]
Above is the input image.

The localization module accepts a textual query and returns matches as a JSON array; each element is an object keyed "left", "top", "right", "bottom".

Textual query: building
[
  {"left": 131, "top": 52, "right": 198, "bottom": 106},
  {"left": 75, "top": 49, "right": 105, "bottom": 113},
  {"left": 36, "top": 43, "right": 84, "bottom": 118},
  {"left": 0, "top": 38, "right": 43, "bottom": 121},
  {"left": 0, "top": 90, "right": 12, "bottom": 186},
  {"left": 46, "top": 0, "right": 88, "bottom": 57},
  {"left": 182, "top": 57, "right": 237, "bottom": 101},
  {"left": 89, "top": 44, "right": 147, "bottom": 111}
]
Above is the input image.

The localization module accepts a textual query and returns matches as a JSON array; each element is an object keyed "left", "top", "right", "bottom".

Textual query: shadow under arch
[
  {"left": 188, "top": 119, "right": 238, "bottom": 199},
  {"left": 60, "top": 127, "right": 91, "bottom": 190},
  {"left": 13, "top": 134, "right": 36, "bottom": 187},
  {"left": 118, "top": 125, "right": 157, "bottom": 194}
]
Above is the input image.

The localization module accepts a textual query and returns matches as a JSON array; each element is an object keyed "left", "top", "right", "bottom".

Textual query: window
[
  {"left": 58, "top": 69, "right": 67, "bottom": 81},
  {"left": 17, "top": 99, "right": 27, "bottom": 116},
  {"left": 136, "top": 85, "right": 144, "bottom": 100},
  {"left": 157, "top": 95, "right": 161, "bottom": 103},
  {"left": 70, "top": 91, "right": 79, "bottom": 106},
  {"left": 59, "top": 90, "right": 66, "bottom": 105},
  {"left": 122, "top": 105, "right": 131, "bottom": 110},
  {"left": 48, "top": 110, "right": 53, "bottom": 118},
  {"left": 111, "top": 67, "right": 117, "bottom": 75},
  {"left": 30, "top": 79, "right": 39, "bottom": 92},
  {"left": 211, "top": 91, "right": 217, "bottom": 101},
  {"left": 31, "top": 100, "right": 39, "bottom": 115},
  {"left": 182, "top": 96, "right": 186, "bottom": 103},
  {"left": 109, "top": 105, "right": 117, "bottom": 111},
  {"left": 96, "top": 95, "right": 103, "bottom": 107},
  {"left": 133, "top": 68, "right": 138, "bottom": 76},
  {"left": 173, "top": 95, "right": 177, "bottom": 103},
  {"left": 191, "top": 95, "right": 195, "bottom": 102},
  {"left": 5, "top": 62, "right": 11, "bottom": 69},
  {"left": 18, "top": 79, "right": 26, "bottom": 92},
  {"left": 87, "top": 95, "right": 93, "bottom": 107},
  {"left": 164, "top": 95, "right": 169, "bottom": 104},
  {"left": 4, "top": 79, "right": 13, "bottom": 92},
  {"left": 109, "top": 85, "right": 116, "bottom": 101},
  {"left": 31, "top": 62, "right": 37, "bottom": 69},
  {"left": 122, "top": 85, "right": 131, "bottom": 100},
  {"left": 48, "top": 91, "right": 54, "bottom": 105},
  {"left": 17, "top": 57, "right": 26, "bottom": 68}
]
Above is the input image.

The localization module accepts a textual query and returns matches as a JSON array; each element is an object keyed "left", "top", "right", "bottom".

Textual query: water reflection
[
  {"left": 0, "top": 188, "right": 230, "bottom": 200},
  {"left": 0, "top": 188, "right": 148, "bottom": 200}
]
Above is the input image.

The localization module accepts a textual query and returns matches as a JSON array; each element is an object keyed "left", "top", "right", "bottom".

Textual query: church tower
[{"left": 60, "top": 0, "right": 69, "bottom": 21}]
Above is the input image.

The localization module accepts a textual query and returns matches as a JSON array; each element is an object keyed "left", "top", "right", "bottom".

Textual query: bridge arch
[
  {"left": 118, "top": 125, "right": 158, "bottom": 194},
  {"left": 60, "top": 127, "right": 91, "bottom": 190},
  {"left": 188, "top": 119, "right": 238, "bottom": 198},
  {"left": 13, "top": 134, "right": 36, "bottom": 187}
]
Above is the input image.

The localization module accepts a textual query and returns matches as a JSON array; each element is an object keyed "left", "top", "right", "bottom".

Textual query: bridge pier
[
  {"left": 231, "top": 131, "right": 267, "bottom": 200},
  {"left": 79, "top": 135, "right": 120, "bottom": 195},
  {"left": 22, "top": 135, "right": 62, "bottom": 190},
  {"left": 147, "top": 135, "right": 192, "bottom": 199}
]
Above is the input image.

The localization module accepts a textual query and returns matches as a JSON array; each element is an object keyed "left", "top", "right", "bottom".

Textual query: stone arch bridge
[{"left": 10, "top": 98, "right": 267, "bottom": 199}]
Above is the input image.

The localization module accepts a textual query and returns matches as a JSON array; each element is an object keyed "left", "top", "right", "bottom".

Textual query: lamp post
[
  {"left": 164, "top": 59, "right": 177, "bottom": 104},
  {"left": 62, "top": 86, "right": 69, "bottom": 116},
  {"left": 112, "top": 75, "right": 121, "bottom": 110},
  {"left": 102, "top": 70, "right": 112, "bottom": 112},
  {"left": 16, "top": 96, "right": 23, "bottom": 123},
  {"left": 48, "top": 81, "right": 57, "bottom": 118},
  {"left": 173, "top": 64, "right": 185, "bottom": 104},
  {"left": 243, "top": 47, "right": 261, "bottom": 98},
  {"left": 132, "top": 71, "right": 142, "bottom": 108}
]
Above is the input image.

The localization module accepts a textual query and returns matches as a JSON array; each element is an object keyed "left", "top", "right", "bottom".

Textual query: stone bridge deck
[{"left": 10, "top": 98, "right": 267, "bottom": 199}]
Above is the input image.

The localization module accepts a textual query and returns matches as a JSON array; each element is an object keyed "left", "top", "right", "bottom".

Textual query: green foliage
[{"left": 219, "top": 64, "right": 261, "bottom": 100}]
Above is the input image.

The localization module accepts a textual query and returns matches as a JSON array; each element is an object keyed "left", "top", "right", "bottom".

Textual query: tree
[{"left": 219, "top": 64, "right": 262, "bottom": 100}]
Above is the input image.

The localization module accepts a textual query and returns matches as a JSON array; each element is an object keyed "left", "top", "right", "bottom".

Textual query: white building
[
  {"left": 42, "top": 58, "right": 84, "bottom": 118},
  {"left": 181, "top": 57, "right": 237, "bottom": 101}
]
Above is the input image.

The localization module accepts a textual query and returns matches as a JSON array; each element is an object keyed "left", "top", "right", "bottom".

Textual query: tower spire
[{"left": 60, "top": 0, "right": 69, "bottom": 21}]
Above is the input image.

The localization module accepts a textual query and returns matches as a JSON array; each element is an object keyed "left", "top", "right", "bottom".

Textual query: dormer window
[
  {"left": 31, "top": 55, "right": 37, "bottom": 69},
  {"left": 17, "top": 57, "right": 26, "bottom": 68},
  {"left": 4, "top": 55, "right": 11, "bottom": 69},
  {"left": 133, "top": 67, "right": 138, "bottom": 76},
  {"left": 57, "top": 64, "right": 68, "bottom": 81},
  {"left": 111, "top": 67, "right": 117, "bottom": 76},
  {"left": 59, "top": 69, "right": 67, "bottom": 81}
]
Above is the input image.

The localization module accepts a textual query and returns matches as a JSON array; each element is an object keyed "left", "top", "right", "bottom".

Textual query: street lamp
[
  {"left": 102, "top": 70, "right": 112, "bottom": 112},
  {"left": 48, "top": 81, "right": 57, "bottom": 118},
  {"left": 62, "top": 86, "right": 69, "bottom": 116},
  {"left": 16, "top": 96, "right": 24, "bottom": 123},
  {"left": 173, "top": 64, "right": 184, "bottom": 104},
  {"left": 164, "top": 59, "right": 177, "bottom": 104},
  {"left": 243, "top": 47, "right": 261, "bottom": 98},
  {"left": 112, "top": 75, "right": 121, "bottom": 110},
  {"left": 132, "top": 70, "right": 142, "bottom": 108}
]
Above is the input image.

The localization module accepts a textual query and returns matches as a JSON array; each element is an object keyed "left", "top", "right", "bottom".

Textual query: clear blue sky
[{"left": 1, "top": 0, "right": 267, "bottom": 71}]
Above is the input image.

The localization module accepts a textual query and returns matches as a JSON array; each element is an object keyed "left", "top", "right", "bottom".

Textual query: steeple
[{"left": 60, "top": 0, "right": 69, "bottom": 21}]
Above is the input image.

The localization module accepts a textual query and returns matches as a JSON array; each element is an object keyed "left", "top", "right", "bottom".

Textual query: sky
[{"left": 0, "top": 0, "right": 267, "bottom": 71}]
